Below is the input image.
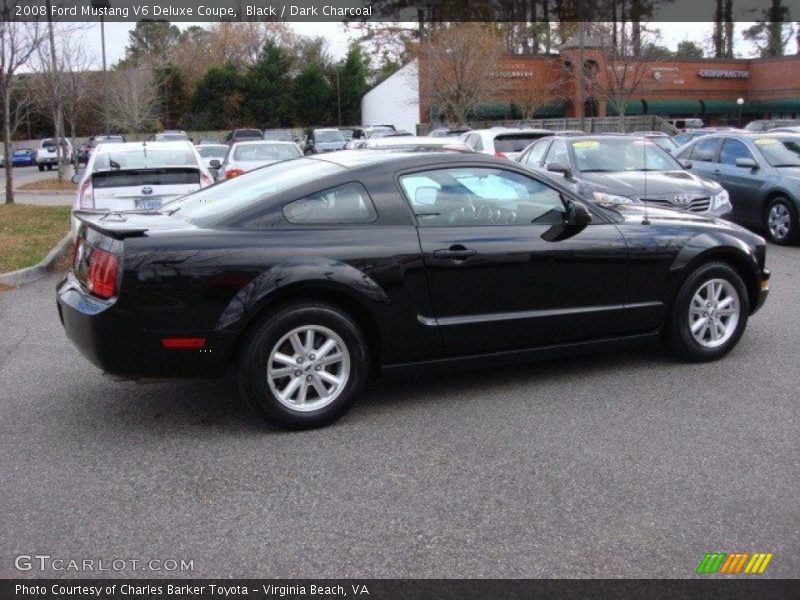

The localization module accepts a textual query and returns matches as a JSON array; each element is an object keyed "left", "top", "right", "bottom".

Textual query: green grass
[{"left": 0, "top": 204, "right": 71, "bottom": 273}]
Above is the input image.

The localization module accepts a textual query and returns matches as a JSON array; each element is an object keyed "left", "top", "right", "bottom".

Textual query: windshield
[
  {"left": 494, "top": 134, "right": 550, "bottom": 153},
  {"left": 233, "top": 143, "right": 301, "bottom": 162},
  {"left": 316, "top": 130, "right": 345, "bottom": 143},
  {"left": 571, "top": 138, "right": 682, "bottom": 172},
  {"left": 234, "top": 130, "right": 262, "bottom": 139},
  {"left": 648, "top": 136, "right": 678, "bottom": 152},
  {"left": 753, "top": 138, "right": 800, "bottom": 167},
  {"left": 92, "top": 148, "right": 199, "bottom": 171},
  {"left": 197, "top": 146, "right": 228, "bottom": 159},
  {"left": 155, "top": 133, "right": 189, "bottom": 141},
  {"left": 263, "top": 130, "right": 294, "bottom": 141},
  {"left": 167, "top": 158, "right": 342, "bottom": 225}
]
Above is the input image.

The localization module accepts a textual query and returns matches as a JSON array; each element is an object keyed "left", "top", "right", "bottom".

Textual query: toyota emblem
[
  {"left": 141, "top": 186, "right": 153, "bottom": 195},
  {"left": 673, "top": 192, "right": 690, "bottom": 206}
]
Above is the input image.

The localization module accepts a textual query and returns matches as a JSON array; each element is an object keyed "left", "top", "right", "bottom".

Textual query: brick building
[{"left": 362, "top": 39, "right": 800, "bottom": 131}]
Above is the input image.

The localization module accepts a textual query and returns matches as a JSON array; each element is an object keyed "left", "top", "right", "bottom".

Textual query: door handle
[
  {"left": 713, "top": 169, "right": 721, "bottom": 175},
  {"left": 433, "top": 245, "right": 477, "bottom": 261}
]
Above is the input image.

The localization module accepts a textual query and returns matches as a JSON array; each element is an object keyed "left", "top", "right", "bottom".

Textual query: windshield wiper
[
  {"left": 580, "top": 168, "right": 613, "bottom": 173},
  {"left": 771, "top": 163, "right": 800, "bottom": 167}
]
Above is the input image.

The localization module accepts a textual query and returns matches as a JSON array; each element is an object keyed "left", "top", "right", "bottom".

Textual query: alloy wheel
[
  {"left": 688, "top": 279, "right": 740, "bottom": 349},
  {"left": 267, "top": 325, "right": 350, "bottom": 412},
  {"left": 768, "top": 203, "right": 791, "bottom": 240}
]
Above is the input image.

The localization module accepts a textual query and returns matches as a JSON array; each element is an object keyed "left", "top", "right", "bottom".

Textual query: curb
[
  {"left": 12, "top": 189, "right": 75, "bottom": 196},
  {"left": 0, "top": 233, "right": 72, "bottom": 286}
]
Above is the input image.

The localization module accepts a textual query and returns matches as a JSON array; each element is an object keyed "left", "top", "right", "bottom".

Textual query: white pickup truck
[{"left": 36, "top": 138, "right": 73, "bottom": 172}]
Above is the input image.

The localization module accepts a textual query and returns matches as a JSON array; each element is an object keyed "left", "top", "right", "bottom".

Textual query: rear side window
[
  {"left": 719, "top": 139, "right": 754, "bottom": 165},
  {"left": 545, "top": 140, "right": 569, "bottom": 165},
  {"left": 283, "top": 183, "right": 377, "bottom": 225},
  {"left": 690, "top": 137, "right": 721, "bottom": 162}
]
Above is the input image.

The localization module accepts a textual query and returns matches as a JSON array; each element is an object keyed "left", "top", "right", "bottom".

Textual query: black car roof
[{"left": 307, "top": 149, "right": 500, "bottom": 171}]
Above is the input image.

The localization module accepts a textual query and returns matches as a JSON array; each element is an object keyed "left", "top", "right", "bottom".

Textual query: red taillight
[
  {"left": 161, "top": 337, "right": 206, "bottom": 349},
  {"left": 79, "top": 178, "right": 93, "bottom": 209},
  {"left": 86, "top": 246, "right": 118, "bottom": 299},
  {"left": 225, "top": 168, "right": 244, "bottom": 179},
  {"left": 495, "top": 151, "right": 507, "bottom": 159}
]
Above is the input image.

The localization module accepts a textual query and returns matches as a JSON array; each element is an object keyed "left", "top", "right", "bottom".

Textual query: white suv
[{"left": 458, "top": 128, "right": 553, "bottom": 160}]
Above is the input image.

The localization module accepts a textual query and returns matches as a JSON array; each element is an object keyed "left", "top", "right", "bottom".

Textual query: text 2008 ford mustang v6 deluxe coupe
[{"left": 58, "top": 151, "right": 770, "bottom": 429}]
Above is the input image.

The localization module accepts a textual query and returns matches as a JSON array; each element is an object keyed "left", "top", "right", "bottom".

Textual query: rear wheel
[
  {"left": 237, "top": 302, "right": 368, "bottom": 429},
  {"left": 764, "top": 196, "right": 799, "bottom": 245},
  {"left": 665, "top": 262, "right": 749, "bottom": 362},
  {"left": 37, "top": 164, "right": 44, "bottom": 172}
]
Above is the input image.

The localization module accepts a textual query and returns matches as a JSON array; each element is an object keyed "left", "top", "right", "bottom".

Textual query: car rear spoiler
[{"left": 73, "top": 210, "right": 150, "bottom": 239}]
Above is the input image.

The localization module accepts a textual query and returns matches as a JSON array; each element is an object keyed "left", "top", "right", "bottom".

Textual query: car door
[
  {"left": 398, "top": 164, "right": 630, "bottom": 356},
  {"left": 715, "top": 137, "right": 769, "bottom": 224},
  {"left": 685, "top": 136, "right": 722, "bottom": 181}
]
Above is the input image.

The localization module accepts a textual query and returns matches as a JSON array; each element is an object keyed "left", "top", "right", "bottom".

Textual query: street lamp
[
  {"left": 737, "top": 97, "right": 745, "bottom": 128},
  {"left": 91, "top": 0, "right": 110, "bottom": 134}
]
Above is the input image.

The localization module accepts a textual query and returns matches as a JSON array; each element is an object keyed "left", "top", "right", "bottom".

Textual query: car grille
[{"left": 640, "top": 196, "right": 711, "bottom": 213}]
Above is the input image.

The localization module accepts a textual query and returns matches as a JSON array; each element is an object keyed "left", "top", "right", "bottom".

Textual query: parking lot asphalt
[
  {"left": 1, "top": 166, "right": 74, "bottom": 206},
  {"left": 1, "top": 244, "right": 798, "bottom": 579}
]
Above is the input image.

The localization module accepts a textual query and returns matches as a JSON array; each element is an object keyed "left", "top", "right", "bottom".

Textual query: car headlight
[
  {"left": 592, "top": 191, "right": 636, "bottom": 205},
  {"left": 711, "top": 188, "right": 730, "bottom": 210}
]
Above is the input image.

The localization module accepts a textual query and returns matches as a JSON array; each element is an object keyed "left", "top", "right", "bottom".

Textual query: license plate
[{"left": 135, "top": 198, "right": 162, "bottom": 210}]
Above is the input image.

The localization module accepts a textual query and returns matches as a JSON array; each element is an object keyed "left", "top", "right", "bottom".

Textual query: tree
[
  {"left": 189, "top": 63, "right": 244, "bottom": 130},
  {"left": 743, "top": 1, "right": 793, "bottom": 57},
  {"left": 153, "top": 63, "right": 188, "bottom": 129},
  {"left": 0, "top": 16, "right": 45, "bottom": 204},
  {"left": 107, "top": 68, "right": 160, "bottom": 133},
  {"left": 512, "top": 65, "right": 567, "bottom": 120},
  {"left": 292, "top": 63, "right": 333, "bottom": 126},
  {"left": 337, "top": 44, "right": 369, "bottom": 126},
  {"left": 588, "top": 26, "right": 663, "bottom": 132},
  {"left": 675, "top": 40, "right": 705, "bottom": 58},
  {"left": 242, "top": 39, "right": 293, "bottom": 127},
  {"left": 417, "top": 24, "right": 504, "bottom": 125},
  {"left": 120, "top": 19, "right": 181, "bottom": 68}
]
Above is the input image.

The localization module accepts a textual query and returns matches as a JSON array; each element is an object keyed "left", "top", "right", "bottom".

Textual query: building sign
[
  {"left": 492, "top": 70, "right": 534, "bottom": 78},
  {"left": 699, "top": 69, "right": 750, "bottom": 79}
]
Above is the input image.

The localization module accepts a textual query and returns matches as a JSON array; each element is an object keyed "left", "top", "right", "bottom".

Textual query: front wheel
[
  {"left": 665, "top": 262, "right": 749, "bottom": 362},
  {"left": 237, "top": 302, "right": 368, "bottom": 429},
  {"left": 764, "top": 196, "right": 799, "bottom": 245},
  {"left": 37, "top": 164, "right": 44, "bottom": 172}
]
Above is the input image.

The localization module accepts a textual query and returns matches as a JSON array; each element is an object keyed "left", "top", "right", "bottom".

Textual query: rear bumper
[{"left": 57, "top": 273, "right": 234, "bottom": 379}]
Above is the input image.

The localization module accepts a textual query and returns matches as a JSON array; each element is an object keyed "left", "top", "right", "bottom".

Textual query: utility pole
[
  {"left": 577, "top": 5, "right": 586, "bottom": 132},
  {"left": 45, "top": 0, "right": 66, "bottom": 182},
  {"left": 91, "top": 0, "right": 110, "bottom": 133}
]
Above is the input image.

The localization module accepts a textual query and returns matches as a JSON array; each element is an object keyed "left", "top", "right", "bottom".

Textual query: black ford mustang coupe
[{"left": 58, "top": 151, "right": 770, "bottom": 429}]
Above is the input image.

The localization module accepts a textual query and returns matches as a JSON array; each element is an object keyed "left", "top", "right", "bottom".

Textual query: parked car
[
  {"left": 744, "top": 119, "right": 800, "bottom": 132},
  {"left": 459, "top": 128, "right": 553, "bottom": 160},
  {"left": 58, "top": 150, "right": 769, "bottom": 429},
  {"left": 356, "top": 136, "right": 473, "bottom": 153},
  {"left": 196, "top": 138, "right": 220, "bottom": 145},
  {"left": 630, "top": 131, "right": 679, "bottom": 153},
  {"left": 69, "top": 141, "right": 214, "bottom": 235},
  {"left": 304, "top": 128, "right": 347, "bottom": 154},
  {"left": 346, "top": 126, "right": 396, "bottom": 144},
  {"left": 150, "top": 130, "right": 190, "bottom": 142},
  {"left": 217, "top": 140, "right": 302, "bottom": 180},
  {"left": 10, "top": 148, "right": 37, "bottom": 167},
  {"left": 263, "top": 129, "right": 296, "bottom": 142},
  {"left": 767, "top": 126, "right": 800, "bottom": 134},
  {"left": 517, "top": 134, "right": 732, "bottom": 217},
  {"left": 672, "top": 128, "right": 727, "bottom": 147},
  {"left": 429, "top": 127, "right": 472, "bottom": 138},
  {"left": 667, "top": 118, "right": 704, "bottom": 132},
  {"left": 675, "top": 132, "right": 800, "bottom": 244},
  {"left": 36, "top": 138, "right": 73, "bottom": 171},
  {"left": 79, "top": 134, "right": 126, "bottom": 164},
  {"left": 195, "top": 143, "right": 230, "bottom": 179},
  {"left": 225, "top": 128, "right": 263, "bottom": 145}
]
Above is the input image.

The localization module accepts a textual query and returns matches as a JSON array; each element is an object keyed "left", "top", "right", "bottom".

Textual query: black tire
[
  {"left": 37, "top": 164, "right": 44, "bottom": 172},
  {"left": 46, "top": 164, "right": 52, "bottom": 171},
  {"left": 764, "top": 196, "right": 799, "bottom": 245},
  {"left": 237, "top": 301, "right": 368, "bottom": 429},
  {"left": 665, "top": 262, "right": 749, "bottom": 362}
]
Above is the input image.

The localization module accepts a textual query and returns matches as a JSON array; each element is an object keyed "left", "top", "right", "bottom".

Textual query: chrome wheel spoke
[
  {"left": 289, "top": 333, "right": 305, "bottom": 357},
  {"left": 318, "top": 351, "right": 343, "bottom": 366},
  {"left": 272, "top": 352, "right": 296, "bottom": 366},
  {"left": 269, "top": 365, "right": 296, "bottom": 378},
  {"left": 318, "top": 370, "right": 341, "bottom": 386}
]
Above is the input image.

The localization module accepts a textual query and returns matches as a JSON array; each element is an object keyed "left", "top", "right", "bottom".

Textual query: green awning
[
  {"left": 606, "top": 100, "right": 645, "bottom": 116},
  {"left": 643, "top": 99, "right": 703, "bottom": 116},
  {"left": 534, "top": 101, "right": 568, "bottom": 118},
  {"left": 701, "top": 99, "right": 740, "bottom": 115},
  {"left": 469, "top": 101, "right": 520, "bottom": 120},
  {"left": 751, "top": 98, "right": 800, "bottom": 114}
]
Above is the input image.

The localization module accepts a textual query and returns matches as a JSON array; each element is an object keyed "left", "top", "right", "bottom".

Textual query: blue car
[{"left": 11, "top": 148, "right": 37, "bottom": 167}]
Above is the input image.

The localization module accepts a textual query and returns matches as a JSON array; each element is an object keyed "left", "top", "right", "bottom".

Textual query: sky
[{"left": 78, "top": 21, "right": 786, "bottom": 70}]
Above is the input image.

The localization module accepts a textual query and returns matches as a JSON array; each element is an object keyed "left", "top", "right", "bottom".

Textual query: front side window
[
  {"left": 399, "top": 167, "right": 566, "bottom": 227},
  {"left": 690, "top": 137, "right": 721, "bottom": 162},
  {"left": 283, "top": 182, "right": 377, "bottom": 224},
  {"left": 545, "top": 141, "right": 569, "bottom": 165},
  {"left": 719, "top": 138, "right": 755, "bottom": 166},
  {"left": 521, "top": 140, "right": 551, "bottom": 165}
]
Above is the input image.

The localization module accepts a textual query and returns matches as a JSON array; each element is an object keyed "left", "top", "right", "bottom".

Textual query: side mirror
[
  {"left": 680, "top": 159, "right": 693, "bottom": 169},
  {"left": 209, "top": 159, "right": 221, "bottom": 169},
  {"left": 546, "top": 161, "right": 572, "bottom": 178},
  {"left": 736, "top": 157, "right": 758, "bottom": 169},
  {"left": 565, "top": 200, "right": 592, "bottom": 227}
]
